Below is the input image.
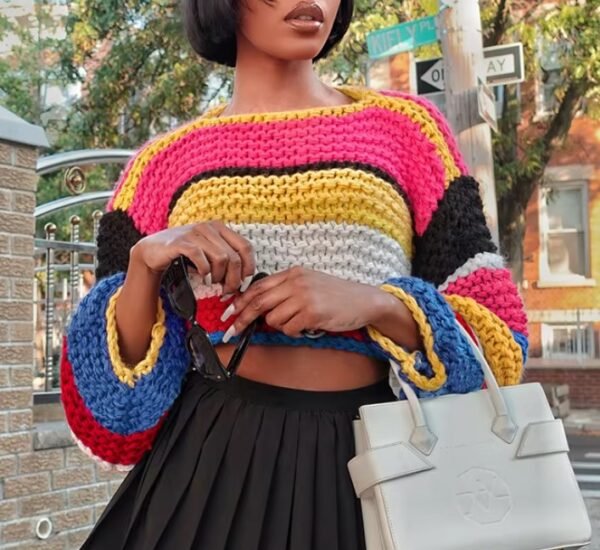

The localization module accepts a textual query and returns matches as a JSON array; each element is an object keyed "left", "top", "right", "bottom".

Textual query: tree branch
[{"left": 485, "top": 0, "right": 510, "bottom": 47}]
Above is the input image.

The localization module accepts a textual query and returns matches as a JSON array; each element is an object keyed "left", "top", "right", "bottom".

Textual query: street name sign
[
  {"left": 367, "top": 16, "right": 438, "bottom": 60},
  {"left": 415, "top": 42, "right": 525, "bottom": 94}
]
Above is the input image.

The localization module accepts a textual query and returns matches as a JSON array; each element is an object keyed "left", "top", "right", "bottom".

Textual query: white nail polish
[
  {"left": 204, "top": 273, "right": 212, "bottom": 286},
  {"left": 220, "top": 293, "right": 234, "bottom": 303},
  {"left": 240, "top": 275, "right": 253, "bottom": 293},
  {"left": 220, "top": 303, "right": 235, "bottom": 322},
  {"left": 222, "top": 325, "right": 236, "bottom": 343}
]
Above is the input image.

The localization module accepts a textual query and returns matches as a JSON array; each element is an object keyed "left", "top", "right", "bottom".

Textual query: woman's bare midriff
[{"left": 216, "top": 344, "right": 388, "bottom": 391}]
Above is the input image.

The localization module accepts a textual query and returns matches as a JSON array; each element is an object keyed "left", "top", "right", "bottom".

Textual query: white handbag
[{"left": 348, "top": 322, "right": 592, "bottom": 550}]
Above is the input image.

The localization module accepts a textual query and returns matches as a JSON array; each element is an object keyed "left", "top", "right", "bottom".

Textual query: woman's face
[{"left": 237, "top": 0, "right": 342, "bottom": 63}]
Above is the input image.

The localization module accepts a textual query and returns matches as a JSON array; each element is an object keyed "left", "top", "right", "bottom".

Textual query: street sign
[
  {"left": 483, "top": 43, "right": 525, "bottom": 85},
  {"left": 416, "top": 87, "right": 505, "bottom": 121},
  {"left": 416, "top": 58, "right": 446, "bottom": 94},
  {"left": 415, "top": 42, "right": 525, "bottom": 94},
  {"left": 367, "top": 16, "right": 438, "bottom": 60},
  {"left": 477, "top": 78, "right": 498, "bottom": 133}
]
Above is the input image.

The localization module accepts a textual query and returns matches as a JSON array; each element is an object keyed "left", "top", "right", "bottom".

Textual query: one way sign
[
  {"left": 417, "top": 59, "right": 445, "bottom": 94},
  {"left": 415, "top": 42, "right": 524, "bottom": 95}
]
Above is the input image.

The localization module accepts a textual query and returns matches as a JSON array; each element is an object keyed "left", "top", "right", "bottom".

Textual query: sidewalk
[{"left": 564, "top": 409, "right": 600, "bottom": 436}]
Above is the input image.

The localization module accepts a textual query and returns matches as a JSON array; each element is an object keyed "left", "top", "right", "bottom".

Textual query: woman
[{"left": 61, "top": 0, "right": 529, "bottom": 548}]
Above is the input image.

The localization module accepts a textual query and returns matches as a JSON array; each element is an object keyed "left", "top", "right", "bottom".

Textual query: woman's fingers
[
  {"left": 187, "top": 222, "right": 256, "bottom": 293},
  {"left": 198, "top": 227, "right": 242, "bottom": 291},
  {"left": 264, "top": 298, "right": 303, "bottom": 335},
  {"left": 221, "top": 275, "right": 293, "bottom": 342},
  {"left": 177, "top": 241, "right": 211, "bottom": 280},
  {"left": 218, "top": 224, "right": 257, "bottom": 281}
]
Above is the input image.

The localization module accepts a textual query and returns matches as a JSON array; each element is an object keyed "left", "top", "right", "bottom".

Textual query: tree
[
  {"left": 59, "top": 0, "right": 425, "bottom": 149},
  {"left": 0, "top": 3, "right": 68, "bottom": 138},
  {"left": 59, "top": 0, "right": 222, "bottom": 150}
]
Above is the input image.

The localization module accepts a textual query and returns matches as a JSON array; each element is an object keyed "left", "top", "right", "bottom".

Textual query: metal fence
[{"left": 33, "top": 150, "right": 131, "bottom": 403}]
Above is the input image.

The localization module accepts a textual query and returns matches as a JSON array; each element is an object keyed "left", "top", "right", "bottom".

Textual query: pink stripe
[
  {"left": 124, "top": 107, "right": 449, "bottom": 236},
  {"left": 107, "top": 136, "right": 158, "bottom": 212},
  {"left": 444, "top": 267, "right": 529, "bottom": 334},
  {"left": 381, "top": 90, "right": 469, "bottom": 175}
]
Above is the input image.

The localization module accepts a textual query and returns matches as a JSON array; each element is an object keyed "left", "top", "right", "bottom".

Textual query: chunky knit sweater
[{"left": 60, "top": 86, "right": 528, "bottom": 470}]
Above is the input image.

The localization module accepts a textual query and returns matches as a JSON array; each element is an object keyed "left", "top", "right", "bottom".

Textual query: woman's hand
[
  {"left": 130, "top": 221, "right": 256, "bottom": 294},
  {"left": 220, "top": 267, "right": 418, "bottom": 346}
]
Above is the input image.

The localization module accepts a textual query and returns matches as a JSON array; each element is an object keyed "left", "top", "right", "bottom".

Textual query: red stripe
[{"left": 60, "top": 337, "right": 164, "bottom": 467}]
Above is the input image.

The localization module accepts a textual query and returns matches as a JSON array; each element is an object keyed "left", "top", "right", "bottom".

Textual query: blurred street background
[{"left": 0, "top": 0, "right": 599, "bottom": 547}]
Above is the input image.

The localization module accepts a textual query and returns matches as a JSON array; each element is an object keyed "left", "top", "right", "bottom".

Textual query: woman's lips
[{"left": 284, "top": 2, "right": 325, "bottom": 32}]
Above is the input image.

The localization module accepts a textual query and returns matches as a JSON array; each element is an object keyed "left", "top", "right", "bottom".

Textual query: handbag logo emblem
[{"left": 455, "top": 468, "right": 512, "bottom": 524}]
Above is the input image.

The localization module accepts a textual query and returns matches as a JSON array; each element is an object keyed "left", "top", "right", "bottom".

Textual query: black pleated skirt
[{"left": 81, "top": 368, "right": 395, "bottom": 550}]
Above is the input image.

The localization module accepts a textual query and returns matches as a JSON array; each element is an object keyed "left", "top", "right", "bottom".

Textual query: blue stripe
[
  {"left": 209, "top": 330, "right": 379, "bottom": 357},
  {"left": 67, "top": 272, "right": 189, "bottom": 435},
  {"left": 369, "top": 277, "right": 484, "bottom": 397}
]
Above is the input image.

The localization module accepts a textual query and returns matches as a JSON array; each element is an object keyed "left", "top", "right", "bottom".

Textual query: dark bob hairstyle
[{"left": 181, "top": 0, "right": 354, "bottom": 67}]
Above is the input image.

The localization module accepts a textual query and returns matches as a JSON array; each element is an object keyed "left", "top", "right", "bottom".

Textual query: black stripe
[
  {"left": 411, "top": 175, "right": 497, "bottom": 286},
  {"left": 166, "top": 162, "right": 413, "bottom": 221},
  {"left": 95, "top": 209, "right": 145, "bottom": 281}
]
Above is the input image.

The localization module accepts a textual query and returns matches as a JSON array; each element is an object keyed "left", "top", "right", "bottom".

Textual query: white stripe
[
  {"left": 69, "top": 428, "right": 134, "bottom": 473},
  {"left": 572, "top": 462, "right": 600, "bottom": 470},
  {"left": 575, "top": 474, "right": 600, "bottom": 483},
  {"left": 438, "top": 252, "right": 505, "bottom": 292},
  {"left": 585, "top": 452, "right": 600, "bottom": 459},
  {"left": 229, "top": 222, "right": 412, "bottom": 286},
  {"left": 581, "top": 490, "right": 600, "bottom": 498}
]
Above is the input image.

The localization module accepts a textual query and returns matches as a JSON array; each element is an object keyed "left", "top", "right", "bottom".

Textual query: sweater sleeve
[
  {"left": 367, "top": 95, "right": 528, "bottom": 398},
  {"left": 59, "top": 147, "right": 189, "bottom": 471}
]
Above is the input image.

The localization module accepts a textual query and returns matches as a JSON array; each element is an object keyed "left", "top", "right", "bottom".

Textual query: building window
[
  {"left": 542, "top": 323, "right": 595, "bottom": 360},
  {"left": 535, "top": 38, "right": 566, "bottom": 118},
  {"left": 539, "top": 182, "right": 589, "bottom": 282},
  {"left": 538, "top": 68, "right": 561, "bottom": 116}
]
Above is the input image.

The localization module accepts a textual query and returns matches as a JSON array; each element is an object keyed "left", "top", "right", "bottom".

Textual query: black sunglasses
[{"left": 161, "top": 255, "right": 267, "bottom": 382}]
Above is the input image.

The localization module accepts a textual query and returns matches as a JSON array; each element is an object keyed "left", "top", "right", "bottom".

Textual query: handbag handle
[{"left": 390, "top": 320, "right": 518, "bottom": 456}]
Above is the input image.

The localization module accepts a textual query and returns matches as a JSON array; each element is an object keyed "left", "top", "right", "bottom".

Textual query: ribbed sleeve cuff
[{"left": 366, "top": 276, "right": 484, "bottom": 397}]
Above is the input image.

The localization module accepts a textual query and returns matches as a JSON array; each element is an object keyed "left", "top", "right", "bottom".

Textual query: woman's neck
[{"left": 222, "top": 45, "right": 349, "bottom": 117}]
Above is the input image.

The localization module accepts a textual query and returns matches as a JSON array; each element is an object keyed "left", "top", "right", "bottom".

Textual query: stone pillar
[
  {"left": 0, "top": 108, "right": 127, "bottom": 549},
  {"left": 0, "top": 109, "right": 50, "bottom": 546}
]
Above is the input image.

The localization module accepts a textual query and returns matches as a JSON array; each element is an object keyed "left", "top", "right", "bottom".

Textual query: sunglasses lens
[
  {"left": 172, "top": 283, "right": 196, "bottom": 320},
  {"left": 163, "top": 258, "right": 197, "bottom": 321},
  {"left": 186, "top": 333, "right": 205, "bottom": 370},
  {"left": 188, "top": 326, "right": 229, "bottom": 381}
]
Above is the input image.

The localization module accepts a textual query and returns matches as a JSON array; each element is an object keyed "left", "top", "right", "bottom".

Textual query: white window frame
[
  {"left": 534, "top": 34, "right": 567, "bottom": 120},
  {"left": 534, "top": 67, "right": 561, "bottom": 119},
  {"left": 541, "top": 323, "right": 595, "bottom": 361},
  {"left": 538, "top": 177, "right": 593, "bottom": 287}
]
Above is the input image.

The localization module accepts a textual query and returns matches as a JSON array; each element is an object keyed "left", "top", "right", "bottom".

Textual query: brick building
[{"left": 521, "top": 114, "right": 600, "bottom": 408}]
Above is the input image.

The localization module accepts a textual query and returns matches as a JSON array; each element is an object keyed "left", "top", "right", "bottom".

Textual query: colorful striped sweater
[{"left": 60, "top": 86, "right": 528, "bottom": 470}]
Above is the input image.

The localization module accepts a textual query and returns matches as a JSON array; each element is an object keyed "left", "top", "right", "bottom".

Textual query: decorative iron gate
[{"left": 33, "top": 149, "right": 132, "bottom": 403}]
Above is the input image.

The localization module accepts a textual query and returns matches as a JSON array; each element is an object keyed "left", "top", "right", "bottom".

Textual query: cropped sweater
[{"left": 60, "top": 86, "right": 528, "bottom": 470}]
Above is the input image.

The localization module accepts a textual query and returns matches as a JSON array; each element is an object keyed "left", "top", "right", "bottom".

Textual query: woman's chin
[{"left": 263, "top": 40, "right": 327, "bottom": 63}]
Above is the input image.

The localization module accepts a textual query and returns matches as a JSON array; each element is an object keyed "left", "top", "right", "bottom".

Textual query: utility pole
[{"left": 437, "top": 0, "right": 500, "bottom": 247}]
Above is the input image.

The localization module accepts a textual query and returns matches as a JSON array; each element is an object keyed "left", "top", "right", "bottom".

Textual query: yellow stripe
[
  {"left": 168, "top": 168, "right": 413, "bottom": 258},
  {"left": 369, "top": 94, "right": 461, "bottom": 187},
  {"left": 367, "top": 285, "right": 448, "bottom": 392},
  {"left": 106, "top": 287, "right": 166, "bottom": 388},
  {"left": 445, "top": 295, "right": 523, "bottom": 386},
  {"left": 112, "top": 87, "right": 460, "bottom": 211}
]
